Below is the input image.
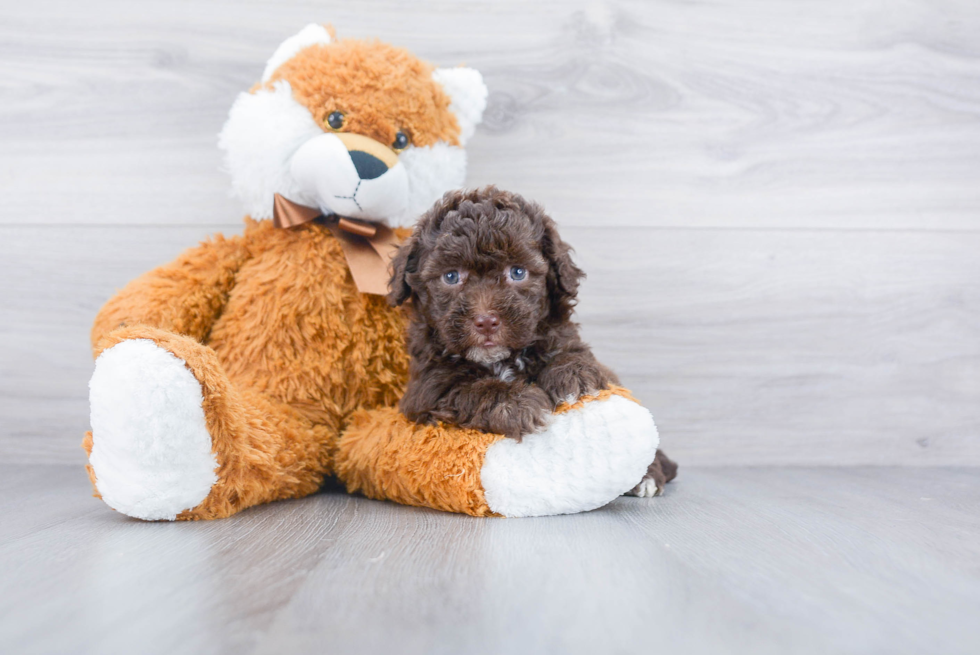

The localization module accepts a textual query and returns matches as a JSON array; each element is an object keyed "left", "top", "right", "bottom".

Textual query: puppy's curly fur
[{"left": 388, "top": 185, "right": 615, "bottom": 439}]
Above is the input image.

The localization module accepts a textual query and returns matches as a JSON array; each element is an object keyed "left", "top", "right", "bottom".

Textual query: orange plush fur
[
  {"left": 87, "top": 220, "right": 410, "bottom": 519},
  {"left": 268, "top": 40, "right": 461, "bottom": 148}
]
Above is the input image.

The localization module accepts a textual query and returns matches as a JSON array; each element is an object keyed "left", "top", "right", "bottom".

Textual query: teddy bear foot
[
  {"left": 88, "top": 339, "right": 219, "bottom": 520},
  {"left": 480, "top": 392, "right": 659, "bottom": 517}
]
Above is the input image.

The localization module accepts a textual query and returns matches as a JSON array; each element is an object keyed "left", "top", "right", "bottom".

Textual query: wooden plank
[
  {"left": 255, "top": 467, "right": 980, "bottom": 655},
  {"left": 1, "top": 0, "right": 979, "bottom": 229},
  {"left": 1, "top": 465, "right": 978, "bottom": 654},
  {"left": 573, "top": 226, "right": 980, "bottom": 465},
  {"left": 1, "top": 224, "right": 977, "bottom": 466},
  {"left": 0, "top": 465, "right": 365, "bottom": 655}
]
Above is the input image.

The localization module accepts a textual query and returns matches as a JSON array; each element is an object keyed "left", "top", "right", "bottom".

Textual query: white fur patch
[
  {"left": 432, "top": 67, "right": 488, "bottom": 145},
  {"left": 480, "top": 396, "right": 659, "bottom": 517},
  {"left": 261, "top": 23, "right": 332, "bottom": 83},
  {"left": 466, "top": 345, "right": 511, "bottom": 365},
  {"left": 88, "top": 340, "right": 218, "bottom": 521},
  {"left": 290, "top": 132, "right": 409, "bottom": 219},
  {"left": 389, "top": 142, "right": 468, "bottom": 226},
  {"left": 495, "top": 364, "right": 515, "bottom": 383},
  {"left": 219, "top": 80, "right": 324, "bottom": 219}
]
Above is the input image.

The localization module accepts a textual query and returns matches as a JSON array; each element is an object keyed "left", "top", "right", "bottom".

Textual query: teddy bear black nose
[{"left": 348, "top": 150, "right": 389, "bottom": 180}]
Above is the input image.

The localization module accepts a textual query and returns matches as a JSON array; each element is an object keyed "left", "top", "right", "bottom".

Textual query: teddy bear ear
[
  {"left": 432, "top": 67, "right": 488, "bottom": 145},
  {"left": 261, "top": 23, "right": 335, "bottom": 83}
]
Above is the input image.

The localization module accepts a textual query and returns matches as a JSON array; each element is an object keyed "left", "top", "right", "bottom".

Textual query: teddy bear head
[{"left": 219, "top": 24, "right": 488, "bottom": 227}]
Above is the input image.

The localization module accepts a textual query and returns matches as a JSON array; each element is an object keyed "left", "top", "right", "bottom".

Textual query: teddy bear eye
[
  {"left": 392, "top": 131, "right": 410, "bottom": 151},
  {"left": 442, "top": 270, "right": 460, "bottom": 285},
  {"left": 508, "top": 266, "right": 527, "bottom": 281},
  {"left": 326, "top": 111, "right": 345, "bottom": 130}
]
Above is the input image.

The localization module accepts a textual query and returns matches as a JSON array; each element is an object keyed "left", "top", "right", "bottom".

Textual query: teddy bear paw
[
  {"left": 480, "top": 394, "right": 658, "bottom": 517},
  {"left": 88, "top": 339, "right": 218, "bottom": 520}
]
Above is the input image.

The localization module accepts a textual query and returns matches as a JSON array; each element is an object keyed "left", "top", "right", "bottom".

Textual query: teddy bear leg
[{"left": 86, "top": 326, "right": 334, "bottom": 521}]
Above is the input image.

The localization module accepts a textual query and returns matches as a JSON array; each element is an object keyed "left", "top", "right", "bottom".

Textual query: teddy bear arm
[
  {"left": 91, "top": 234, "right": 252, "bottom": 357},
  {"left": 335, "top": 387, "right": 661, "bottom": 518}
]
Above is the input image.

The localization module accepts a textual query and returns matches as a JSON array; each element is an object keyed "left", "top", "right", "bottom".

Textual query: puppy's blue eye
[
  {"left": 509, "top": 266, "right": 527, "bottom": 281},
  {"left": 443, "top": 270, "right": 460, "bottom": 285}
]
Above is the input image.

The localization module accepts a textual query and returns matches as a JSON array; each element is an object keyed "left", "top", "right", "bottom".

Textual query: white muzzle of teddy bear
[{"left": 290, "top": 132, "right": 409, "bottom": 221}]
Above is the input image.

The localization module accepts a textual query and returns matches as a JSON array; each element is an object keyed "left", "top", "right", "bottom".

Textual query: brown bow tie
[{"left": 272, "top": 193, "right": 402, "bottom": 296}]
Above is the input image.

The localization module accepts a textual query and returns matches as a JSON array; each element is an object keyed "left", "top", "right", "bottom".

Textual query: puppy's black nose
[
  {"left": 473, "top": 314, "right": 500, "bottom": 336},
  {"left": 348, "top": 150, "right": 389, "bottom": 180}
]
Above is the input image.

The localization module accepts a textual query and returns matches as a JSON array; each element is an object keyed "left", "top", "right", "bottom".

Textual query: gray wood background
[{"left": 2, "top": 0, "right": 979, "bottom": 465}]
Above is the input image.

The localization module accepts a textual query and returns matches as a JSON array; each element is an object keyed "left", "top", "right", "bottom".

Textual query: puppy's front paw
[
  {"left": 483, "top": 400, "right": 551, "bottom": 439},
  {"left": 538, "top": 360, "right": 611, "bottom": 404},
  {"left": 469, "top": 384, "right": 551, "bottom": 439}
]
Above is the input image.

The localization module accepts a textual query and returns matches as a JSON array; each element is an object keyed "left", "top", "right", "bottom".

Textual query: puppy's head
[{"left": 390, "top": 186, "right": 584, "bottom": 364}]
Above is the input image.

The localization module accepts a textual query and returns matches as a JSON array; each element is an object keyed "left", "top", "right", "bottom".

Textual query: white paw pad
[{"left": 88, "top": 339, "right": 218, "bottom": 520}]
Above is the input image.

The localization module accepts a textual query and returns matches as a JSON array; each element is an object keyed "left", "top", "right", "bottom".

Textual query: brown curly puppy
[{"left": 388, "top": 185, "right": 617, "bottom": 440}]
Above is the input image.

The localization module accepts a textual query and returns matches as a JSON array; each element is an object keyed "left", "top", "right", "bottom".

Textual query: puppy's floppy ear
[
  {"left": 387, "top": 234, "right": 420, "bottom": 306},
  {"left": 539, "top": 212, "right": 585, "bottom": 320}
]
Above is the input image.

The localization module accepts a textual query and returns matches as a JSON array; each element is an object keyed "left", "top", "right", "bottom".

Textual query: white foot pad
[
  {"left": 481, "top": 395, "right": 659, "bottom": 517},
  {"left": 89, "top": 339, "right": 218, "bottom": 520}
]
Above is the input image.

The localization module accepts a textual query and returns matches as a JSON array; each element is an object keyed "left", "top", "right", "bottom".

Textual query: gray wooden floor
[{"left": 1, "top": 465, "right": 978, "bottom": 655}]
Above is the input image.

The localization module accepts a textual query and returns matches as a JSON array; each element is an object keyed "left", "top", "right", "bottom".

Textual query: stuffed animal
[{"left": 82, "top": 25, "right": 663, "bottom": 521}]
